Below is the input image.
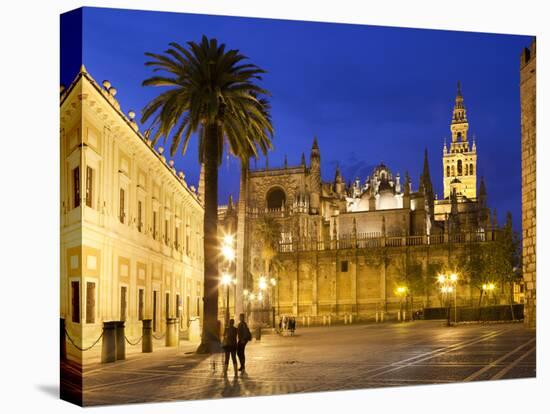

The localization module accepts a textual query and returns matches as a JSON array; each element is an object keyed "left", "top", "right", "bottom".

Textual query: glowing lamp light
[
  {"left": 437, "top": 274, "right": 446, "bottom": 284},
  {"left": 223, "top": 234, "right": 234, "bottom": 246},
  {"left": 222, "top": 245, "right": 236, "bottom": 261},
  {"left": 450, "top": 273, "right": 458, "bottom": 282},
  {"left": 243, "top": 289, "right": 249, "bottom": 296},
  {"left": 259, "top": 276, "right": 267, "bottom": 290},
  {"left": 396, "top": 286, "right": 407, "bottom": 295},
  {"left": 258, "top": 292, "right": 263, "bottom": 301},
  {"left": 270, "top": 278, "right": 277, "bottom": 286},
  {"left": 221, "top": 273, "right": 232, "bottom": 286}
]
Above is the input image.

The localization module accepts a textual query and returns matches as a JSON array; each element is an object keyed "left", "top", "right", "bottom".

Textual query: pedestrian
[
  {"left": 290, "top": 317, "right": 296, "bottom": 336},
  {"left": 236, "top": 313, "right": 252, "bottom": 372},
  {"left": 222, "top": 318, "right": 238, "bottom": 376}
]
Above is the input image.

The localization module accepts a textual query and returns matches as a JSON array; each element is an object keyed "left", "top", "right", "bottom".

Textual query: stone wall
[
  {"left": 273, "top": 243, "right": 479, "bottom": 321},
  {"left": 520, "top": 39, "right": 536, "bottom": 329}
]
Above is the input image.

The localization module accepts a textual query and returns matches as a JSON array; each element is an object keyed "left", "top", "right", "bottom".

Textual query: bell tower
[{"left": 443, "top": 82, "right": 477, "bottom": 200}]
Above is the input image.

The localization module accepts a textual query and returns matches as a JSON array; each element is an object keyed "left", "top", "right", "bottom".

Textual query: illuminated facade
[
  {"left": 60, "top": 67, "right": 204, "bottom": 360},
  {"left": 222, "top": 84, "right": 496, "bottom": 321}
]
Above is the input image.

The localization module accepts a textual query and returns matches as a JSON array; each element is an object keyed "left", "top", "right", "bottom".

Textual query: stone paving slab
[{"left": 60, "top": 321, "right": 536, "bottom": 406}]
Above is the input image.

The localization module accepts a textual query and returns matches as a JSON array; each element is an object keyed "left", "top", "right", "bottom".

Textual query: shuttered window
[
  {"left": 119, "top": 188, "right": 125, "bottom": 223},
  {"left": 73, "top": 167, "right": 80, "bottom": 208},
  {"left": 86, "top": 282, "right": 96, "bottom": 324},
  {"left": 120, "top": 286, "right": 127, "bottom": 321},
  {"left": 137, "top": 201, "right": 143, "bottom": 232},
  {"left": 71, "top": 281, "right": 80, "bottom": 323},
  {"left": 165, "top": 293, "right": 170, "bottom": 319},
  {"left": 138, "top": 289, "right": 144, "bottom": 321},
  {"left": 85, "top": 166, "right": 93, "bottom": 208}
]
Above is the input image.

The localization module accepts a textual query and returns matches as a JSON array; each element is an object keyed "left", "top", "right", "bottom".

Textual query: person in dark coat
[
  {"left": 237, "top": 313, "right": 251, "bottom": 372},
  {"left": 222, "top": 318, "right": 238, "bottom": 376}
]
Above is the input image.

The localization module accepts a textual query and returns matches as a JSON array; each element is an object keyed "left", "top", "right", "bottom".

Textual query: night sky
[{"left": 61, "top": 7, "right": 532, "bottom": 231}]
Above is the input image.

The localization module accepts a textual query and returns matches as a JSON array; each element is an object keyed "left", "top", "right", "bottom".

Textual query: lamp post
[
  {"left": 270, "top": 277, "right": 277, "bottom": 328},
  {"left": 437, "top": 272, "right": 459, "bottom": 326},
  {"left": 220, "top": 233, "right": 236, "bottom": 324},
  {"left": 221, "top": 273, "right": 232, "bottom": 325},
  {"left": 259, "top": 276, "right": 267, "bottom": 325},
  {"left": 482, "top": 282, "right": 496, "bottom": 305},
  {"left": 396, "top": 286, "right": 407, "bottom": 322}
]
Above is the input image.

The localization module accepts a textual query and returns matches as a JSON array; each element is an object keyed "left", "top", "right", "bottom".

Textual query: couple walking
[{"left": 222, "top": 313, "right": 252, "bottom": 376}]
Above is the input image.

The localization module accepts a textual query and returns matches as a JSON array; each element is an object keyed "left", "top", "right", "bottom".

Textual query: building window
[
  {"left": 165, "top": 292, "right": 170, "bottom": 319},
  {"left": 86, "top": 282, "right": 96, "bottom": 324},
  {"left": 186, "top": 233, "right": 190, "bottom": 256},
  {"left": 446, "top": 166, "right": 450, "bottom": 177},
  {"left": 266, "top": 187, "right": 286, "bottom": 210},
  {"left": 457, "top": 160, "right": 463, "bottom": 176},
  {"left": 137, "top": 201, "right": 143, "bottom": 232},
  {"left": 73, "top": 167, "right": 80, "bottom": 208},
  {"left": 451, "top": 165, "right": 455, "bottom": 176},
  {"left": 119, "top": 188, "right": 126, "bottom": 223},
  {"left": 120, "top": 286, "right": 127, "bottom": 321},
  {"left": 138, "top": 288, "right": 144, "bottom": 321},
  {"left": 71, "top": 281, "right": 80, "bottom": 323},
  {"left": 153, "top": 211, "right": 158, "bottom": 239},
  {"left": 340, "top": 260, "right": 349, "bottom": 272},
  {"left": 470, "top": 164, "right": 474, "bottom": 175},
  {"left": 175, "top": 225, "right": 179, "bottom": 249},
  {"left": 153, "top": 291, "right": 158, "bottom": 331},
  {"left": 85, "top": 166, "right": 93, "bottom": 208},
  {"left": 176, "top": 294, "right": 181, "bottom": 318}
]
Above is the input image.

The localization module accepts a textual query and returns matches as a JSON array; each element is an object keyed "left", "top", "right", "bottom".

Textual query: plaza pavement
[{"left": 61, "top": 321, "right": 536, "bottom": 406}]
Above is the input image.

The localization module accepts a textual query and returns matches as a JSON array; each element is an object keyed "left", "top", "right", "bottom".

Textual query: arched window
[
  {"left": 446, "top": 166, "right": 450, "bottom": 177},
  {"left": 470, "top": 163, "right": 474, "bottom": 175},
  {"left": 266, "top": 187, "right": 286, "bottom": 210},
  {"left": 451, "top": 165, "right": 455, "bottom": 176},
  {"left": 457, "top": 132, "right": 462, "bottom": 140},
  {"left": 457, "top": 160, "right": 463, "bottom": 176}
]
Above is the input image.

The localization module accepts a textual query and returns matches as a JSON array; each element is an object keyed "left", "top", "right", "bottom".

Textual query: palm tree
[{"left": 141, "top": 36, "right": 274, "bottom": 353}]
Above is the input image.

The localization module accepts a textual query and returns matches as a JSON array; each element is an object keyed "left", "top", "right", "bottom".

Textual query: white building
[{"left": 60, "top": 66, "right": 204, "bottom": 361}]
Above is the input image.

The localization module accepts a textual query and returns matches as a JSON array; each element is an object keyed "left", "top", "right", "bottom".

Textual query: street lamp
[
  {"left": 437, "top": 272, "right": 459, "bottom": 326},
  {"left": 482, "top": 282, "right": 496, "bottom": 305},
  {"left": 395, "top": 286, "right": 407, "bottom": 322},
  {"left": 269, "top": 277, "right": 277, "bottom": 327},
  {"left": 221, "top": 273, "right": 232, "bottom": 325}
]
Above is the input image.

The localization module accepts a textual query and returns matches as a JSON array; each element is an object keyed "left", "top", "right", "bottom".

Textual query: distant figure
[
  {"left": 236, "top": 313, "right": 252, "bottom": 372},
  {"left": 222, "top": 319, "right": 238, "bottom": 376}
]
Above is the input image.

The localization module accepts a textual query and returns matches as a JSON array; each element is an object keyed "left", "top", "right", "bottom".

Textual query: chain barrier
[
  {"left": 65, "top": 328, "right": 103, "bottom": 352},
  {"left": 152, "top": 332, "right": 166, "bottom": 340},
  {"left": 125, "top": 335, "right": 143, "bottom": 346}
]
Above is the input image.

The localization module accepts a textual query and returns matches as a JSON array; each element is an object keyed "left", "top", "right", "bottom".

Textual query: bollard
[
  {"left": 350, "top": 314, "right": 353, "bottom": 324},
  {"left": 328, "top": 315, "right": 332, "bottom": 326},
  {"left": 101, "top": 321, "right": 117, "bottom": 363},
  {"left": 307, "top": 316, "right": 311, "bottom": 327},
  {"left": 142, "top": 319, "right": 153, "bottom": 353},
  {"left": 254, "top": 326, "right": 262, "bottom": 341},
  {"left": 115, "top": 321, "right": 126, "bottom": 360},
  {"left": 60, "top": 318, "right": 66, "bottom": 360},
  {"left": 165, "top": 318, "right": 178, "bottom": 347},
  {"left": 323, "top": 315, "right": 326, "bottom": 326},
  {"left": 375, "top": 311, "right": 379, "bottom": 323},
  {"left": 381, "top": 312, "right": 385, "bottom": 322},
  {"left": 302, "top": 316, "right": 306, "bottom": 326},
  {"left": 398, "top": 310, "right": 402, "bottom": 322}
]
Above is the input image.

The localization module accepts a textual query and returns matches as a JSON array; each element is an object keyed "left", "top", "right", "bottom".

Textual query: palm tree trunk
[
  {"left": 198, "top": 123, "right": 220, "bottom": 353},
  {"left": 235, "top": 161, "right": 248, "bottom": 317}
]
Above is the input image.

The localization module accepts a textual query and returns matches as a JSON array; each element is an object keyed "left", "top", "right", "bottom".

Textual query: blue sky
[{"left": 61, "top": 7, "right": 532, "bottom": 231}]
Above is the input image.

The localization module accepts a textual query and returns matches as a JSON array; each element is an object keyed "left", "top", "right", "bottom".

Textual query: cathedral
[{"left": 220, "top": 83, "right": 496, "bottom": 321}]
